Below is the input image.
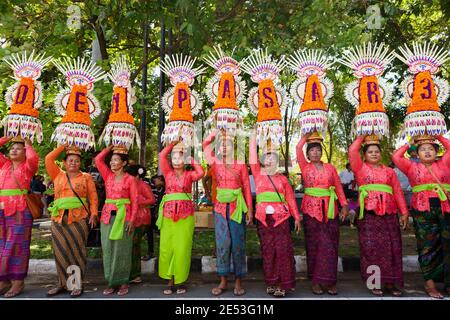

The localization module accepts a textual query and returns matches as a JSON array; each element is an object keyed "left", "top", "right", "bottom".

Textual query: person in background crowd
[
  {"left": 142, "top": 174, "right": 165, "bottom": 261},
  {"left": 339, "top": 163, "right": 355, "bottom": 198},
  {"left": 125, "top": 165, "right": 155, "bottom": 284}
]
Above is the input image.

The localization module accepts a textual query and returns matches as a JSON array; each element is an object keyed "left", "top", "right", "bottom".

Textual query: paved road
[{"left": 1, "top": 272, "right": 447, "bottom": 300}]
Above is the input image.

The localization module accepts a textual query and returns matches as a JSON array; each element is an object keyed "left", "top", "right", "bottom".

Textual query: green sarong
[
  {"left": 358, "top": 184, "right": 393, "bottom": 219},
  {"left": 304, "top": 186, "right": 337, "bottom": 219},
  {"left": 48, "top": 197, "right": 86, "bottom": 217},
  {"left": 101, "top": 217, "right": 133, "bottom": 287},
  {"left": 158, "top": 215, "right": 195, "bottom": 284},
  {"left": 216, "top": 187, "right": 248, "bottom": 223},
  {"left": 156, "top": 193, "right": 192, "bottom": 230},
  {"left": 0, "top": 189, "right": 28, "bottom": 196},
  {"left": 412, "top": 183, "right": 450, "bottom": 202},
  {"left": 105, "top": 198, "right": 131, "bottom": 240},
  {"left": 256, "top": 191, "right": 286, "bottom": 204}
]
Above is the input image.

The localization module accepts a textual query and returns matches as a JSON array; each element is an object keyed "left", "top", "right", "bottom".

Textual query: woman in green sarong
[{"left": 157, "top": 140, "right": 204, "bottom": 295}]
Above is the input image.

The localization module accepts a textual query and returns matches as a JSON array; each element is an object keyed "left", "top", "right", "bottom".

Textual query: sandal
[
  {"left": 70, "top": 288, "right": 84, "bottom": 298},
  {"left": 266, "top": 286, "right": 276, "bottom": 295},
  {"left": 0, "top": 284, "right": 12, "bottom": 295},
  {"left": 211, "top": 286, "right": 227, "bottom": 296},
  {"left": 384, "top": 285, "right": 402, "bottom": 297},
  {"left": 4, "top": 284, "right": 24, "bottom": 298},
  {"left": 424, "top": 285, "right": 444, "bottom": 299},
  {"left": 311, "top": 284, "right": 324, "bottom": 295},
  {"left": 176, "top": 285, "right": 187, "bottom": 295},
  {"left": 130, "top": 277, "right": 142, "bottom": 284},
  {"left": 273, "top": 288, "right": 286, "bottom": 297},
  {"left": 103, "top": 287, "right": 115, "bottom": 295},
  {"left": 117, "top": 285, "right": 129, "bottom": 296},
  {"left": 233, "top": 287, "right": 246, "bottom": 296},
  {"left": 163, "top": 285, "right": 175, "bottom": 295},
  {"left": 327, "top": 289, "right": 338, "bottom": 295},
  {"left": 371, "top": 289, "right": 384, "bottom": 296},
  {"left": 47, "top": 286, "right": 66, "bottom": 297}
]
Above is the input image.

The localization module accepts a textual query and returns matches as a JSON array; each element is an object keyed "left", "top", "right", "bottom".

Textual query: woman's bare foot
[
  {"left": 0, "top": 281, "right": 12, "bottom": 295},
  {"left": 233, "top": 277, "right": 246, "bottom": 296},
  {"left": 311, "top": 283, "right": 324, "bottom": 295},
  {"left": 384, "top": 283, "right": 402, "bottom": 296},
  {"left": 424, "top": 280, "right": 443, "bottom": 299},
  {"left": 212, "top": 276, "right": 227, "bottom": 296},
  {"left": 327, "top": 284, "right": 338, "bottom": 295},
  {"left": 4, "top": 280, "right": 24, "bottom": 298}
]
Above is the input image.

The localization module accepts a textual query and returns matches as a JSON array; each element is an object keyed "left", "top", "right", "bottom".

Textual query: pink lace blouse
[
  {"left": 392, "top": 135, "right": 450, "bottom": 214},
  {"left": 349, "top": 136, "right": 408, "bottom": 216},
  {"left": 0, "top": 137, "right": 39, "bottom": 216},
  {"left": 296, "top": 136, "right": 347, "bottom": 222},
  {"left": 95, "top": 147, "right": 139, "bottom": 225},
  {"left": 159, "top": 143, "right": 204, "bottom": 221},
  {"left": 134, "top": 179, "right": 155, "bottom": 227},
  {"left": 250, "top": 137, "right": 301, "bottom": 227},
  {"left": 202, "top": 132, "right": 253, "bottom": 220}
]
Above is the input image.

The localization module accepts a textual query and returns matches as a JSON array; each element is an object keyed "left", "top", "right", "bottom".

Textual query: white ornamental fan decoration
[
  {"left": 203, "top": 45, "right": 247, "bottom": 137},
  {"left": 286, "top": 49, "right": 334, "bottom": 136},
  {"left": 240, "top": 48, "right": 287, "bottom": 148},
  {"left": 160, "top": 53, "right": 206, "bottom": 147},
  {"left": 338, "top": 42, "right": 395, "bottom": 138},
  {"left": 395, "top": 41, "right": 450, "bottom": 139},
  {"left": 99, "top": 56, "right": 140, "bottom": 153},
  {"left": 2, "top": 51, "right": 52, "bottom": 143},
  {"left": 52, "top": 57, "right": 107, "bottom": 151}
]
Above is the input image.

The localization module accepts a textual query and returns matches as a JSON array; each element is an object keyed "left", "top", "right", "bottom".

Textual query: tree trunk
[{"left": 139, "top": 22, "right": 149, "bottom": 165}]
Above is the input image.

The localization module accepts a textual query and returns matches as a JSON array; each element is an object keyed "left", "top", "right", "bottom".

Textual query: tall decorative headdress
[
  {"left": 395, "top": 41, "right": 449, "bottom": 143},
  {"left": 203, "top": 45, "right": 247, "bottom": 137},
  {"left": 160, "top": 54, "right": 205, "bottom": 147},
  {"left": 287, "top": 49, "right": 334, "bottom": 142},
  {"left": 52, "top": 57, "right": 107, "bottom": 151},
  {"left": 2, "top": 51, "right": 52, "bottom": 143},
  {"left": 339, "top": 42, "right": 395, "bottom": 144},
  {"left": 99, "top": 56, "right": 140, "bottom": 154},
  {"left": 241, "top": 48, "right": 287, "bottom": 148}
]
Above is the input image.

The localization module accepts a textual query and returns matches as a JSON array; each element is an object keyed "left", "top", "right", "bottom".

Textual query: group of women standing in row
[{"left": 0, "top": 130, "right": 449, "bottom": 299}]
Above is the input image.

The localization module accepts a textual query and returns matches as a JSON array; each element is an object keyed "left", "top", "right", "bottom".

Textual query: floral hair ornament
[
  {"left": 338, "top": 42, "right": 395, "bottom": 144},
  {"left": 99, "top": 56, "right": 140, "bottom": 155},
  {"left": 2, "top": 51, "right": 52, "bottom": 143},
  {"left": 395, "top": 41, "right": 449, "bottom": 140},
  {"left": 287, "top": 49, "right": 334, "bottom": 141},
  {"left": 203, "top": 45, "right": 247, "bottom": 137},
  {"left": 241, "top": 48, "right": 287, "bottom": 149},
  {"left": 52, "top": 57, "right": 107, "bottom": 151},
  {"left": 160, "top": 54, "right": 206, "bottom": 147}
]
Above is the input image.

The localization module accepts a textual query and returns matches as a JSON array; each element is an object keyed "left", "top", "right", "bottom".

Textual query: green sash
[
  {"left": 216, "top": 187, "right": 248, "bottom": 223},
  {"left": 156, "top": 193, "right": 192, "bottom": 230},
  {"left": 256, "top": 191, "right": 286, "bottom": 203},
  {"left": 304, "top": 187, "right": 337, "bottom": 219},
  {"left": 48, "top": 197, "right": 86, "bottom": 217},
  {"left": 105, "top": 198, "right": 131, "bottom": 240},
  {"left": 358, "top": 184, "right": 393, "bottom": 219},
  {"left": 0, "top": 189, "right": 28, "bottom": 196},
  {"left": 412, "top": 183, "right": 450, "bottom": 202}
]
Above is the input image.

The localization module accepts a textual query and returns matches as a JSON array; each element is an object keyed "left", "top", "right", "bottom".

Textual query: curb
[{"left": 28, "top": 255, "right": 421, "bottom": 275}]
